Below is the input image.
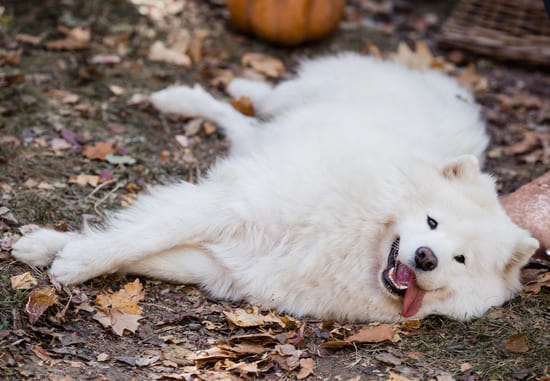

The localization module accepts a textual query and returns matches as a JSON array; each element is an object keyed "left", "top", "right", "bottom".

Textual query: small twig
[
  {"left": 93, "top": 183, "right": 122, "bottom": 215},
  {"left": 86, "top": 178, "right": 117, "bottom": 200}
]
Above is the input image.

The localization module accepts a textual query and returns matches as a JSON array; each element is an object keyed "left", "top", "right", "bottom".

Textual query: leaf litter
[{"left": 0, "top": 0, "right": 549, "bottom": 380}]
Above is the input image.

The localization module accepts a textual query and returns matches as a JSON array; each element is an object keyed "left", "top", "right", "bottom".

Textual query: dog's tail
[{"left": 150, "top": 85, "right": 258, "bottom": 153}]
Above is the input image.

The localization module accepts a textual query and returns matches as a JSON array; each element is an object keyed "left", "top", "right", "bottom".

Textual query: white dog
[{"left": 12, "top": 54, "right": 538, "bottom": 322}]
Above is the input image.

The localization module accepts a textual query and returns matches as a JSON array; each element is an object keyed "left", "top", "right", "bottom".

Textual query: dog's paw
[
  {"left": 150, "top": 84, "right": 215, "bottom": 117},
  {"left": 49, "top": 240, "right": 108, "bottom": 284},
  {"left": 11, "top": 229, "right": 75, "bottom": 267}
]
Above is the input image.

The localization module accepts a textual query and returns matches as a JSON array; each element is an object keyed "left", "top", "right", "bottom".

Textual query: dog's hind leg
[
  {"left": 150, "top": 84, "right": 258, "bottom": 154},
  {"left": 121, "top": 245, "right": 236, "bottom": 298},
  {"left": 12, "top": 181, "right": 235, "bottom": 285}
]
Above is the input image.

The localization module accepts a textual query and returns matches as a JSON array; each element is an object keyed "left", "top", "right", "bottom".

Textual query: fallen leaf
[
  {"left": 69, "top": 174, "right": 99, "bottom": 187},
  {"left": 105, "top": 154, "right": 136, "bottom": 165},
  {"left": 203, "top": 122, "right": 217, "bottom": 135},
  {"left": 46, "top": 25, "right": 91, "bottom": 49},
  {"left": 82, "top": 141, "right": 117, "bottom": 160},
  {"left": 460, "top": 362, "right": 473, "bottom": 372},
  {"left": 175, "top": 135, "right": 189, "bottom": 148},
  {"left": 94, "top": 306, "right": 142, "bottom": 336},
  {"left": 16, "top": 33, "right": 42, "bottom": 45},
  {"left": 23, "top": 178, "right": 38, "bottom": 189},
  {"left": 401, "top": 319, "right": 421, "bottom": 330},
  {"left": 502, "top": 131, "right": 540, "bottom": 156},
  {"left": 224, "top": 307, "right": 263, "bottom": 327},
  {"left": 242, "top": 53, "right": 285, "bottom": 78},
  {"left": 26, "top": 287, "right": 58, "bottom": 324},
  {"left": 31, "top": 346, "right": 55, "bottom": 364},
  {"left": 148, "top": 41, "right": 191, "bottom": 67},
  {"left": 1, "top": 135, "right": 21, "bottom": 146},
  {"left": 108, "top": 84, "right": 125, "bottom": 96},
  {"left": 296, "top": 358, "right": 315, "bottom": 379},
  {"left": 272, "top": 344, "right": 302, "bottom": 371},
  {"left": 375, "top": 352, "right": 402, "bottom": 366},
  {"left": 162, "top": 345, "right": 196, "bottom": 366},
  {"left": 96, "top": 278, "right": 145, "bottom": 314},
  {"left": 231, "top": 96, "right": 255, "bottom": 116},
  {"left": 504, "top": 333, "right": 530, "bottom": 353},
  {"left": 457, "top": 64, "right": 488, "bottom": 93},
  {"left": 388, "top": 372, "right": 415, "bottom": 381},
  {"left": 523, "top": 271, "right": 550, "bottom": 293},
  {"left": 347, "top": 324, "right": 400, "bottom": 343},
  {"left": 11, "top": 272, "right": 38, "bottom": 289},
  {"left": 93, "top": 279, "right": 145, "bottom": 336},
  {"left": 51, "top": 138, "right": 73, "bottom": 153},
  {"left": 392, "top": 41, "right": 433, "bottom": 70},
  {"left": 194, "top": 346, "right": 239, "bottom": 367}
]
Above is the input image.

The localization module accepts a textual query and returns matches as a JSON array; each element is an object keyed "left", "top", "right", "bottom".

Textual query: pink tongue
[{"left": 401, "top": 268, "right": 426, "bottom": 318}]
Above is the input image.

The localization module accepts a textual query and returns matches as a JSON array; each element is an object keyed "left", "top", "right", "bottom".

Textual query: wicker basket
[{"left": 438, "top": 0, "right": 550, "bottom": 65}]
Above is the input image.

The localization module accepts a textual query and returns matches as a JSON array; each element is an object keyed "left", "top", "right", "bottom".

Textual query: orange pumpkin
[{"left": 227, "top": 0, "right": 346, "bottom": 46}]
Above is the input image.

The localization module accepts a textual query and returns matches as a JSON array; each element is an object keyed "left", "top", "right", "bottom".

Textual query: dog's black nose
[{"left": 415, "top": 247, "right": 438, "bottom": 271}]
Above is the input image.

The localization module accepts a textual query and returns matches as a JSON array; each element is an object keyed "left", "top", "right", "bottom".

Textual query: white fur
[{"left": 12, "top": 54, "right": 538, "bottom": 322}]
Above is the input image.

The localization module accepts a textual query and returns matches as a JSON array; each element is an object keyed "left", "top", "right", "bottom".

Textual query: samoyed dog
[{"left": 12, "top": 54, "right": 538, "bottom": 322}]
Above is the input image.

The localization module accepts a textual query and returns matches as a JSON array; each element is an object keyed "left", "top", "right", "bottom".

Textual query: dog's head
[{"left": 381, "top": 155, "right": 539, "bottom": 320}]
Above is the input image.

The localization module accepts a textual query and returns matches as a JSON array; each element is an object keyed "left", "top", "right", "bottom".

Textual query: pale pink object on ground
[{"left": 500, "top": 170, "right": 550, "bottom": 252}]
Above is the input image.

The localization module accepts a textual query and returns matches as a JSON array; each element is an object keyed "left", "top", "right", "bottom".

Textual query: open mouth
[{"left": 381, "top": 238, "right": 426, "bottom": 318}]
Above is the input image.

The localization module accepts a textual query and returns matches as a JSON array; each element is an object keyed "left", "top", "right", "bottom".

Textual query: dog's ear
[
  {"left": 441, "top": 155, "right": 480, "bottom": 181},
  {"left": 505, "top": 235, "right": 539, "bottom": 274}
]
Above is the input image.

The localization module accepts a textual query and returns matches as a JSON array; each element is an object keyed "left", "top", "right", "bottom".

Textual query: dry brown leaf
[
  {"left": 228, "top": 332, "right": 278, "bottom": 346},
  {"left": 45, "top": 38, "right": 91, "bottom": 50},
  {"left": 401, "top": 319, "right": 421, "bottom": 330},
  {"left": 69, "top": 174, "right": 99, "bottom": 187},
  {"left": 392, "top": 41, "right": 433, "bottom": 70},
  {"left": 347, "top": 323, "right": 400, "bottom": 343},
  {"left": 224, "top": 307, "right": 263, "bottom": 327},
  {"left": 388, "top": 372, "right": 415, "bottom": 381},
  {"left": 231, "top": 96, "right": 255, "bottom": 116},
  {"left": 16, "top": 33, "right": 42, "bottom": 45},
  {"left": 457, "top": 64, "right": 488, "bottom": 93},
  {"left": 194, "top": 347, "right": 239, "bottom": 367},
  {"left": 504, "top": 333, "right": 530, "bottom": 353},
  {"left": 203, "top": 122, "right": 217, "bottom": 135},
  {"left": 92, "top": 279, "right": 145, "bottom": 336},
  {"left": 502, "top": 131, "right": 540, "bottom": 156},
  {"left": 523, "top": 271, "right": 550, "bottom": 293},
  {"left": 148, "top": 41, "right": 191, "bottom": 67},
  {"left": 59, "top": 26, "right": 91, "bottom": 42},
  {"left": 26, "top": 287, "right": 58, "bottom": 324},
  {"left": 242, "top": 53, "right": 285, "bottom": 78},
  {"left": 82, "top": 141, "right": 117, "bottom": 160},
  {"left": 51, "top": 138, "right": 73, "bottom": 153},
  {"left": 296, "top": 358, "right": 315, "bottom": 379},
  {"left": 271, "top": 344, "right": 302, "bottom": 371},
  {"left": 460, "top": 362, "right": 473, "bottom": 372},
  {"left": 162, "top": 345, "right": 197, "bottom": 366},
  {"left": 96, "top": 278, "right": 145, "bottom": 314},
  {"left": 93, "top": 307, "right": 142, "bottom": 336},
  {"left": 11, "top": 272, "right": 38, "bottom": 289},
  {"left": 31, "top": 346, "right": 55, "bottom": 364}
]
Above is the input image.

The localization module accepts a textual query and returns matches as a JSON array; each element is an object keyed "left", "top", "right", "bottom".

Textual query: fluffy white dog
[{"left": 12, "top": 54, "right": 538, "bottom": 322}]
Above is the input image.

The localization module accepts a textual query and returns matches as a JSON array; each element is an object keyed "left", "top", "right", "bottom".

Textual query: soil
[{"left": 0, "top": 1, "right": 549, "bottom": 380}]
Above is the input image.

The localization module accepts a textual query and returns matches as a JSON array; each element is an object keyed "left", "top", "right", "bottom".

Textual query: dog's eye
[
  {"left": 454, "top": 255, "right": 466, "bottom": 264},
  {"left": 427, "top": 216, "right": 438, "bottom": 230}
]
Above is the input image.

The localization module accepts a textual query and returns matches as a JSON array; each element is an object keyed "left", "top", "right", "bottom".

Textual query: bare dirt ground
[{"left": 0, "top": 1, "right": 549, "bottom": 380}]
